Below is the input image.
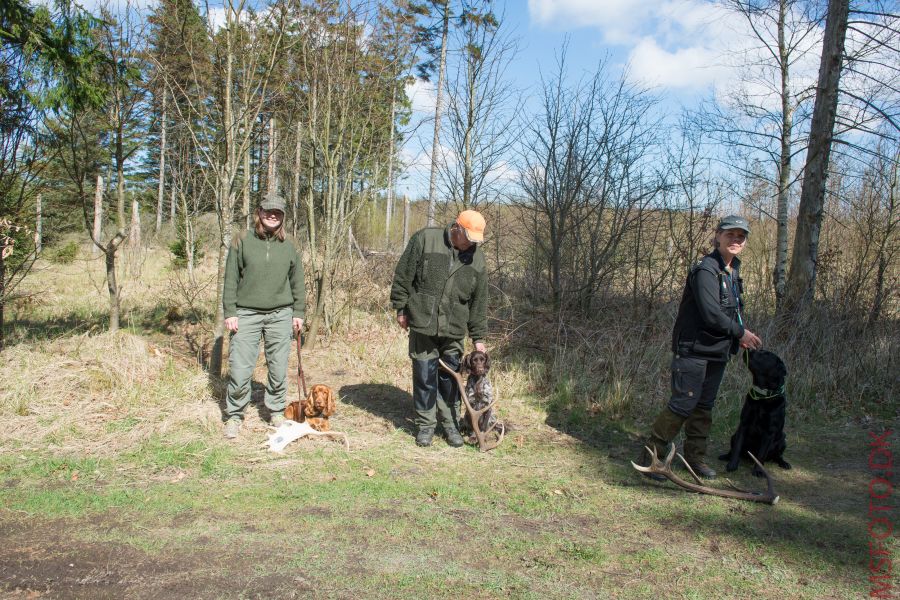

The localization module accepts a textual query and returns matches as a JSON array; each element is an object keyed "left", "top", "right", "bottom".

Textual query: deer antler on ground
[
  {"left": 631, "top": 444, "right": 779, "bottom": 505},
  {"left": 264, "top": 420, "right": 350, "bottom": 453},
  {"left": 438, "top": 359, "right": 505, "bottom": 452}
]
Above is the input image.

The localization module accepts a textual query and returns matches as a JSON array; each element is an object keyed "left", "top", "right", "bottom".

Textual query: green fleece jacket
[
  {"left": 223, "top": 231, "right": 305, "bottom": 319},
  {"left": 390, "top": 225, "right": 487, "bottom": 342}
]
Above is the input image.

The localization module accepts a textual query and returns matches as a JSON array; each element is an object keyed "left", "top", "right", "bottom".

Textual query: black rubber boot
[
  {"left": 416, "top": 427, "right": 435, "bottom": 447},
  {"left": 638, "top": 408, "right": 688, "bottom": 481},
  {"left": 444, "top": 427, "right": 464, "bottom": 447},
  {"left": 684, "top": 408, "right": 717, "bottom": 479}
]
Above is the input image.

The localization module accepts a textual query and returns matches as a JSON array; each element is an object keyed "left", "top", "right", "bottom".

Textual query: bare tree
[
  {"left": 438, "top": 6, "right": 519, "bottom": 212},
  {"left": 293, "top": 1, "right": 394, "bottom": 347},
  {"left": 517, "top": 53, "right": 662, "bottom": 311}
]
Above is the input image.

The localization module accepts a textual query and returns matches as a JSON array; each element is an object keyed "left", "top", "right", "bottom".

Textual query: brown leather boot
[
  {"left": 683, "top": 408, "right": 717, "bottom": 479},
  {"left": 637, "top": 408, "right": 687, "bottom": 480}
]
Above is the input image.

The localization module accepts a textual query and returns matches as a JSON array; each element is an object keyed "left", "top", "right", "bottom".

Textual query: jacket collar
[{"left": 710, "top": 248, "right": 740, "bottom": 273}]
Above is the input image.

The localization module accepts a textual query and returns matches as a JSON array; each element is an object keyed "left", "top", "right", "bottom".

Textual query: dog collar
[{"left": 749, "top": 384, "right": 784, "bottom": 400}]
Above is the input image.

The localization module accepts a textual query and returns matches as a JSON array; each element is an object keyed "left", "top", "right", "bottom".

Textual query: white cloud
[
  {"left": 528, "top": 0, "right": 655, "bottom": 45},
  {"left": 628, "top": 37, "right": 726, "bottom": 89},
  {"left": 406, "top": 78, "right": 437, "bottom": 115},
  {"left": 528, "top": 0, "right": 748, "bottom": 92}
]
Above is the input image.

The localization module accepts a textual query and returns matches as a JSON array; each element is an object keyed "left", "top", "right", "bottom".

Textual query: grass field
[{"left": 0, "top": 243, "right": 896, "bottom": 599}]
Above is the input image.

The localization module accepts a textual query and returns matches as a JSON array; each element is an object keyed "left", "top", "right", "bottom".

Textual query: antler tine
[
  {"left": 747, "top": 452, "right": 777, "bottom": 500},
  {"left": 675, "top": 453, "right": 707, "bottom": 485},
  {"left": 632, "top": 444, "right": 779, "bottom": 505}
]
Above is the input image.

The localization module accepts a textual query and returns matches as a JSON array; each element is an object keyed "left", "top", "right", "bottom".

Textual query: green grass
[{"left": 0, "top": 246, "right": 894, "bottom": 598}]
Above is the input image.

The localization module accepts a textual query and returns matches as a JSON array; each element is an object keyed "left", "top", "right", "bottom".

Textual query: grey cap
[
  {"left": 717, "top": 215, "right": 750, "bottom": 233},
  {"left": 259, "top": 193, "right": 286, "bottom": 213}
]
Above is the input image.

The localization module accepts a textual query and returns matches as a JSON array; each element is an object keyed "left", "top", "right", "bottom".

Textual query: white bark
[
  {"left": 93, "top": 175, "right": 103, "bottom": 256},
  {"left": 34, "top": 193, "right": 42, "bottom": 255}
]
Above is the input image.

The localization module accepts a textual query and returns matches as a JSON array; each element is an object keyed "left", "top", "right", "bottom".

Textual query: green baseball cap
[
  {"left": 717, "top": 215, "right": 750, "bottom": 233},
  {"left": 259, "top": 193, "right": 286, "bottom": 213}
]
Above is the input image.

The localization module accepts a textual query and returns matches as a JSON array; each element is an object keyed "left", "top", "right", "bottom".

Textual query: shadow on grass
[
  {"left": 5, "top": 315, "right": 104, "bottom": 344},
  {"left": 339, "top": 383, "right": 415, "bottom": 436}
]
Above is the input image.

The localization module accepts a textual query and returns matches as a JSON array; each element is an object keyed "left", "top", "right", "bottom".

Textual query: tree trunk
[
  {"left": 402, "top": 193, "right": 410, "bottom": 248},
  {"left": 385, "top": 88, "right": 397, "bottom": 248},
  {"left": 292, "top": 124, "right": 302, "bottom": 238},
  {"left": 130, "top": 191, "right": 141, "bottom": 250},
  {"left": 183, "top": 190, "right": 195, "bottom": 281},
  {"left": 170, "top": 176, "right": 176, "bottom": 222},
  {"left": 210, "top": 6, "right": 237, "bottom": 379},
  {"left": 0, "top": 251, "right": 5, "bottom": 351},
  {"left": 426, "top": 3, "right": 450, "bottom": 226},
  {"left": 243, "top": 114, "right": 251, "bottom": 229},
  {"left": 34, "top": 193, "right": 42, "bottom": 255},
  {"left": 156, "top": 93, "right": 167, "bottom": 234},
  {"left": 105, "top": 233, "right": 125, "bottom": 333},
  {"left": 267, "top": 117, "right": 277, "bottom": 194},
  {"left": 93, "top": 175, "right": 103, "bottom": 256},
  {"left": 785, "top": 0, "right": 849, "bottom": 311},
  {"left": 774, "top": 0, "right": 792, "bottom": 314}
]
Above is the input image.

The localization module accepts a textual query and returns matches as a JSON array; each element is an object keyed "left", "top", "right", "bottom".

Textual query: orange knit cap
[{"left": 456, "top": 210, "right": 485, "bottom": 243}]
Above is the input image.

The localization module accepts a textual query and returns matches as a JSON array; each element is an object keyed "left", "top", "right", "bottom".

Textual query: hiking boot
[
  {"left": 224, "top": 419, "right": 241, "bottom": 439},
  {"left": 444, "top": 427, "right": 464, "bottom": 448},
  {"left": 416, "top": 427, "right": 435, "bottom": 447},
  {"left": 271, "top": 414, "right": 286, "bottom": 427},
  {"left": 685, "top": 460, "right": 717, "bottom": 479},
  {"left": 684, "top": 408, "right": 716, "bottom": 480}
]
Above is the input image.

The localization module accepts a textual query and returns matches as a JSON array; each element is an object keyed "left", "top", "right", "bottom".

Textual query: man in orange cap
[{"left": 390, "top": 210, "right": 488, "bottom": 448}]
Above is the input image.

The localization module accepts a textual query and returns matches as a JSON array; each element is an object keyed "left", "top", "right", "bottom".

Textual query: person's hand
[
  {"left": 474, "top": 341, "right": 486, "bottom": 353},
  {"left": 397, "top": 313, "right": 408, "bottom": 330},
  {"left": 225, "top": 317, "right": 239, "bottom": 333},
  {"left": 293, "top": 318, "right": 304, "bottom": 334},
  {"left": 740, "top": 329, "right": 762, "bottom": 350}
]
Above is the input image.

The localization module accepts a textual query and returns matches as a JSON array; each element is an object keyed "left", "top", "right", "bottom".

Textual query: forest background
[{"left": 0, "top": 0, "right": 897, "bottom": 597}]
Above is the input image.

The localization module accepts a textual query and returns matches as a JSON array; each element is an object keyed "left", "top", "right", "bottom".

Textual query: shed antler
[
  {"left": 631, "top": 444, "right": 779, "bottom": 505},
  {"left": 438, "top": 359, "right": 505, "bottom": 452}
]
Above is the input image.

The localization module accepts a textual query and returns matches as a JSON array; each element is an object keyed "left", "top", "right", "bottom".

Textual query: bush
[
  {"left": 169, "top": 237, "right": 205, "bottom": 268},
  {"left": 49, "top": 241, "right": 79, "bottom": 264}
]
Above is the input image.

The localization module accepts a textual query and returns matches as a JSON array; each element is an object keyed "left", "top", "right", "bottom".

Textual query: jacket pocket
[
  {"left": 408, "top": 292, "right": 436, "bottom": 329},
  {"left": 691, "top": 329, "right": 730, "bottom": 358}
]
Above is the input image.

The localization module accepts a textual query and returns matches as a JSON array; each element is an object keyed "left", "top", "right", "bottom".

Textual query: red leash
[{"left": 296, "top": 331, "right": 308, "bottom": 399}]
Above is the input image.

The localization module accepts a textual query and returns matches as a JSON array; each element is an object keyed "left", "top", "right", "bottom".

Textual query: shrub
[
  {"left": 49, "top": 241, "right": 79, "bottom": 264},
  {"left": 169, "top": 236, "right": 205, "bottom": 268}
]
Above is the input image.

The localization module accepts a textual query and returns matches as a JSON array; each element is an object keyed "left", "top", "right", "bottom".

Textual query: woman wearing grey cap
[
  {"left": 220, "top": 194, "right": 306, "bottom": 438},
  {"left": 637, "top": 215, "right": 763, "bottom": 479}
]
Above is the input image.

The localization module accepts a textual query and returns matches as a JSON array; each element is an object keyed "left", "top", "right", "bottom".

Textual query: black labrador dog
[{"left": 719, "top": 350, "right": 791, "bottom": 477}]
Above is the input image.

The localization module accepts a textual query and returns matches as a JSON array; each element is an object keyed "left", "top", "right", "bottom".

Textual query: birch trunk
[
  {"left": 385, "top": 88, "right": 396, "bottom": 247},
  {"left": 426, "top": 4, "right": 450, "bottom": 226},
  {"left": 403, "top": 193, "right": 410, "bottom": 248},
  {"left": 156, "top": 93, "right": 167, "bottom": 234},
  {"left": 34, "top": 193, "right": 42, "bottom": 255},
  {"left": 93, "top": 175, "right": 103, "bottom": 256},
  {"left": 774, "top": 0, "right": 793, "bottom": 314},
  {"left": 243, "top": 113, "right": 251, "bottom": 229}
]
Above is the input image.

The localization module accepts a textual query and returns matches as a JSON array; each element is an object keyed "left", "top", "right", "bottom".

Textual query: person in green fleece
[
  {"left": 222, "top": 194, "right": 305, "bottom": 439},
  {"left": 390, "top": 210, "right": 488, "bottom": 448}
]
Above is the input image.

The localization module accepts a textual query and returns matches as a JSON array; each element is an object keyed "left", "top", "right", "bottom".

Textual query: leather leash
[{"left": 296, "top": 331, "right": 308, "bottom": 399}]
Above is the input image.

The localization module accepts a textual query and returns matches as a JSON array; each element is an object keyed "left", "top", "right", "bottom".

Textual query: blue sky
[{"left": 397, "top": 0, "right": 761, "bottom": 197}]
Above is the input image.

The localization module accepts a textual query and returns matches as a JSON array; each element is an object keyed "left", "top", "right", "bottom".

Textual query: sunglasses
[{"left": 261, "top": 210, "right": 284, "bottom": 219}]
